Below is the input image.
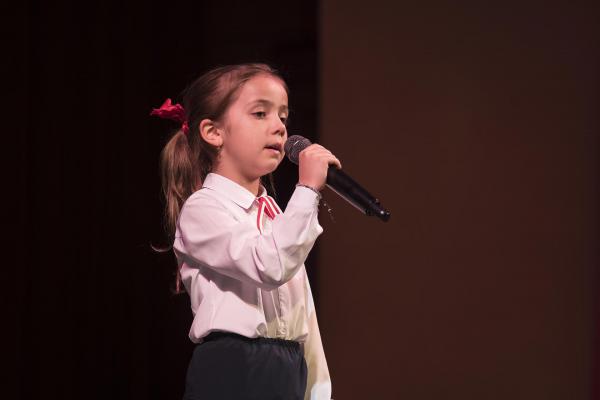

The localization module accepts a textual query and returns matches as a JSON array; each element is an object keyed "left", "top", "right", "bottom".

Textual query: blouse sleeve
[
  {"left": 174, "top": 185, "right": 323, "bottom": 291},
  {"left": 303, "top": 269, "right": 333, "bottom": 400}
]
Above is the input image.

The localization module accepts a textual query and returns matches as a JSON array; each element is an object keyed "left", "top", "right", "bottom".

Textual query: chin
[{"left": 260, "top": 160, "right": 282, "bottom": 176}]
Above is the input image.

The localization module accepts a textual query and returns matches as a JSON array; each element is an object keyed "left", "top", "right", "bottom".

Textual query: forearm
[{"left": 175, "top": 185, "right": 323, "bottom": 290}]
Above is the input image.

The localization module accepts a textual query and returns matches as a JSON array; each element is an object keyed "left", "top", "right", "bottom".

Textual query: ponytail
[{"left": 160, "top": 129, "right": 201, "bottom": 239}]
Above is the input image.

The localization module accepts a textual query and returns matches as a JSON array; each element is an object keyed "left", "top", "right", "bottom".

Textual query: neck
[{"left": 212, "top": 165, "right": 261, "bottom": 197}]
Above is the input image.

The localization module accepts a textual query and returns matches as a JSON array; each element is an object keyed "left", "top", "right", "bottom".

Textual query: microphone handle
[{"left": 325, "top": 166, "right": 391, "bottom": 222}]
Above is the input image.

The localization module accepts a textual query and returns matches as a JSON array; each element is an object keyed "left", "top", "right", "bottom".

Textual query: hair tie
[{"left": 150, "top": 98, "right": 189, "bottom": 135}]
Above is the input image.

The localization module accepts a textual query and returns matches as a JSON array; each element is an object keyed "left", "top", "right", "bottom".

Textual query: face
[{"left": 218, "top": 74, "right": 289, "bottom": 181}]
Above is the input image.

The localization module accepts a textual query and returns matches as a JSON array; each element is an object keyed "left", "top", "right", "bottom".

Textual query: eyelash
[{"left": 253, "top": 112, "right": 289, "bottom": 125}]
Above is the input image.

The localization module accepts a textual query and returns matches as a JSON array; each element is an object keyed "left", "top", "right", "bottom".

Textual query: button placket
[
  {"left": 277, "top": 287, "right": 287, "bottom": 337},
  {"left": 255, "top": 194, "right": 287, "bottom": 337}
]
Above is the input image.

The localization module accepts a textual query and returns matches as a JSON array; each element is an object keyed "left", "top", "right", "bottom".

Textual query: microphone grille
[{"left": 284, "top": 135, "right": 312, "bottom": 165}]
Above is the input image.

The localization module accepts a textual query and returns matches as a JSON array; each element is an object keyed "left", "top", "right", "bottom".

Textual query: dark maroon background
[
  {"left": 318, "top": 2, "right": 599, "bottom": 399},
  {"left": 11, "top": 0, "right": 598, "bottom": 399}
]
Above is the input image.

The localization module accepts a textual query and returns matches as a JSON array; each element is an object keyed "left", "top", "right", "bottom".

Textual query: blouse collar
[{"left": 201, "top": 172, "right": 267, "bottom": 210}]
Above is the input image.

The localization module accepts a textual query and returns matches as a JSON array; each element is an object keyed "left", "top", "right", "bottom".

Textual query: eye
[
  {"left": 253, "top": 111, "right": 267, "bottom": 119},
  {"left": 280, "top": 115, "right": 288, "bottom": 125}
]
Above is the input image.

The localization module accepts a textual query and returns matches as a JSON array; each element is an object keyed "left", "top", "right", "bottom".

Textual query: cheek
[{"left": 232, "top": 134, "right": 263, "bottom": 160}]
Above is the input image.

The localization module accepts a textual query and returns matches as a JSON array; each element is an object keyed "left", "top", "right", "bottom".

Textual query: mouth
[{"left": 264, "top": 143, "right": 283, "bottom": 153}]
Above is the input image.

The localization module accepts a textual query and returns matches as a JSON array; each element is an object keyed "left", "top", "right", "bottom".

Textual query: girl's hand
[{"left": 297, "top": 144, "right": 342, "bottom": 191}]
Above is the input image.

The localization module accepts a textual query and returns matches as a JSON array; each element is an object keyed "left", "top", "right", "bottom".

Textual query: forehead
[{"left": 236, "top": 74, "right": 288, "bottom": 106}]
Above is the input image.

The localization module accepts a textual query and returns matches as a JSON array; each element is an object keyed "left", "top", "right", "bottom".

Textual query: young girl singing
[{"left": 151, "top": 63, "right": 340, "bottom": 400}]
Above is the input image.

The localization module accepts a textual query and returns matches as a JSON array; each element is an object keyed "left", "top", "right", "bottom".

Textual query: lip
[
  {"left": 264, "top": 143, "right": 283, "bottom": 152},
  {"left": 265, "top": 148, "right": 281, "bottom": 155}
]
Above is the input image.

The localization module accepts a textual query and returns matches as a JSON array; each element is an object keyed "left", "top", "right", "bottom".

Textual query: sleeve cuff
[{"left": 287, "top": 185, "right": 321, "bottom": 209}]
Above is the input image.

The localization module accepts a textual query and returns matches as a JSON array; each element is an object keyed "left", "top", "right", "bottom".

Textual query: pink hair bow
[{"left": 150, "top": 98, "right": 189, "bottom": 135}]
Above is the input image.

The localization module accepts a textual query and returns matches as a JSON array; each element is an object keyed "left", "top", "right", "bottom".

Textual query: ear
[{"left": 199, "top": 118, "right": 224, "bottom": 147}]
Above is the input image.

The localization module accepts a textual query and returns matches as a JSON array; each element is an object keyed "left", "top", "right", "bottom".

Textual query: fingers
[
  {"left": 300, "top": 144, "right": 342, "bottom": 169},
  {"left": 328, "top": 154, "right": 342, "bottom": 169}
]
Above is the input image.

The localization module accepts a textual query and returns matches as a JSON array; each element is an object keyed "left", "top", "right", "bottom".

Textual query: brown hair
[{"left": 157, "top": 63, "right": 289, "bottom": 293}]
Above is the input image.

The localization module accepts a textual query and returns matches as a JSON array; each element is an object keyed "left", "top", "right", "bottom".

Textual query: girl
[{"left": 151, "top": 63, "right": 340, "bottom": 400}]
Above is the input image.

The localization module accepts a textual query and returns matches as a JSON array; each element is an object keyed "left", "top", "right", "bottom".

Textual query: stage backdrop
[
  {"left": 318, "top": 1, "right": 598, "bottom": 399},
  {"left": 14, "top": 1, "right": 320, "bottom": 399}
]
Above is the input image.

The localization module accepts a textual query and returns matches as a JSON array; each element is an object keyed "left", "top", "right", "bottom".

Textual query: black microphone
[{"left": 284, "top": 135, "right": 391, "bottom": 222}]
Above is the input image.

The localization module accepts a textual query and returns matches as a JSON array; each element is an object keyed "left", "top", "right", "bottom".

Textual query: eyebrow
[{"left": 249, "top": 99, "right": 289, "bottom": 113}]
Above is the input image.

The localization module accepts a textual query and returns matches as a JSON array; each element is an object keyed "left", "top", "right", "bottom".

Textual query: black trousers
[{"left": 182, "top": 331, "right": 307, "bottom": 400}]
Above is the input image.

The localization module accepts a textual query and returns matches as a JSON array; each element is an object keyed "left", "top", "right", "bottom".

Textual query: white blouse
[{"left": 173, "top": 172, "right": 332, "bottom": 400}]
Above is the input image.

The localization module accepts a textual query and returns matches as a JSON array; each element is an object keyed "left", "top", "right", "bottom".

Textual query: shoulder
[
  {"left": 184, "top": 187, "right": 217, "bottom": 207},
  {"left": 179, "top": 188, "right": 237, "bottom": 224}
]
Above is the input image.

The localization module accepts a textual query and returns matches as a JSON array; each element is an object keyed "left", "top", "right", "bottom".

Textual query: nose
[{"left": 272, "top": 115, "right": 286, "bottom": 136}]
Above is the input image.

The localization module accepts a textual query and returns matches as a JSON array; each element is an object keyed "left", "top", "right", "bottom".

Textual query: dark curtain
[{"left": 13, "top": 1, "right": 318, "bottom": 399}]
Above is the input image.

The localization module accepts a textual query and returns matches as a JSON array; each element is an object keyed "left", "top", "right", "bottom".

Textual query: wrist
[{"left": 296, "top": 183, "right": 322, "bottom": 200}]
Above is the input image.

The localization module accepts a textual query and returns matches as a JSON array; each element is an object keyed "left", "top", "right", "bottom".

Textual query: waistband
[{"left": 202, "top": 331, "right": 301, "bottom": 350}]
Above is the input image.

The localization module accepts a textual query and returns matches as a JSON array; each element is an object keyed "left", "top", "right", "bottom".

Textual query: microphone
[{"left": 284, "top": 135, "right": 391, "bottom": 222}]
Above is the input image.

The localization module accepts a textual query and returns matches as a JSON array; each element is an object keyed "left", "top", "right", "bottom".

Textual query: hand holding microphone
[
  {"left": 285, "top": 135, "right": 391, "bottom": 222},
  {"left": 297, "top": 143, "right": 342, "bottom": 191}
]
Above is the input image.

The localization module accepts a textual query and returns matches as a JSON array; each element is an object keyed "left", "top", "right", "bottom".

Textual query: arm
[
  {"left": 174, "top": 185, "right": 323, "bottom": 291},
  {"left": 303, "top": 269, "right": 333, "bottom": 400}
]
